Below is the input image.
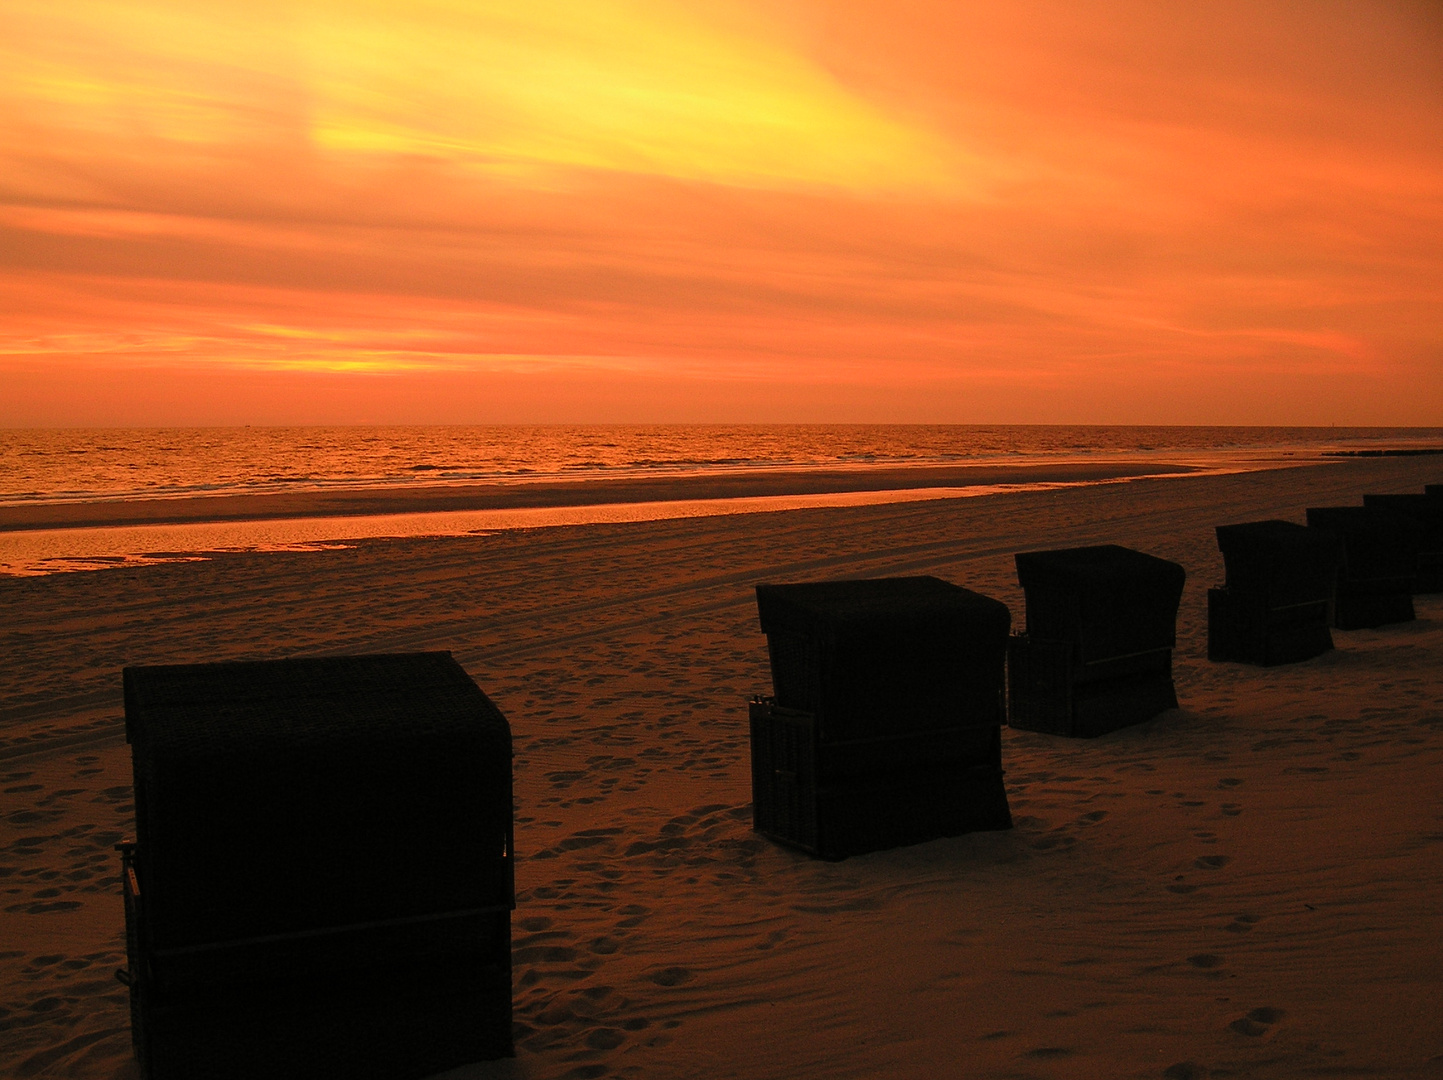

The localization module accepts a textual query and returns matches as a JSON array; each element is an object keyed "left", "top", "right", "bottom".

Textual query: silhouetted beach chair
[
  {"left": 1207, "top": 520, "right": 1338, "bottom": 665},
  {"left": 1305, "top": 507, "right": 1422, "bottom": 628},
  {"left": 119, "top": 652, "right": 514, "bottom": 1080},
  {"left": 1362, "top": 494, "right": 1443, "bottom": 593},
  {"left": 750, "top": 576, "right": 1012, "bottom": 859},
  {"left": 1008, "top": 545, "right": 1186, "bottom": 736}
]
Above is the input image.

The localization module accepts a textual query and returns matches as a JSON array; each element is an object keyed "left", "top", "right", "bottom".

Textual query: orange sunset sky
[{"left": 2, "top": 0, "right": 1441, "bottom": 427}]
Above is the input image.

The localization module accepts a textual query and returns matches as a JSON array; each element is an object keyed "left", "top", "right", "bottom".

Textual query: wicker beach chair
[
  {"left": 1305, "top": 507, "right": 1423, "bottom": 628},
  {"left": 1008, "top": 545, "right": 1186, "bottom": 737},
  {"left": 750, "top": 576, "right": 1012, "bottom": 859},
  {"left": 1362, "top": 494, "right": 1443, "bottom": 593},
  {"left": 119, "top": 652, "right": 514, "bottom": 1080},
  {"left": 1207, "top": 520, "right": 1338, "bottom": 665}
]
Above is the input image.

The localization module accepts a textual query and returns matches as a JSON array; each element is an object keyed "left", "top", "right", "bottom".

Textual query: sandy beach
[{"left": 2, "top": 456, "right": 1441, "bottom": 1079}]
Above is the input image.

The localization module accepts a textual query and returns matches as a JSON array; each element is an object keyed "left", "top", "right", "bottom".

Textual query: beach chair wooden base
[
  {"left": 1335, "top": 587, "right": 1415, "bottom": 630},
  {"left": 120, "top": 845, "right": 512, "bottom": 1080},
  {"left": 1416, "top": 553, "right": 1443, "bottom": 594},
  {"left": 1007, "top": 635, "right": 1178, "bottom": 737},
  {"left": 1207, "top": 588, "right": 1333, "bottom": 665},
  {"left": 748, "top": 698, "right": 1011, "bottom": 860}
]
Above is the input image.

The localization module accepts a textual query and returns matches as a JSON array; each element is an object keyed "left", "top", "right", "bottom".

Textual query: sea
[{"left": 2, "top": 425, "right": 1440, "bottom": 576}]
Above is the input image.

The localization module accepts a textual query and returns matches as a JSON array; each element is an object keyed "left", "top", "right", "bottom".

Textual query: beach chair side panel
[{"left": 748, "top": 698, "right": 1009, "bottom": 859}]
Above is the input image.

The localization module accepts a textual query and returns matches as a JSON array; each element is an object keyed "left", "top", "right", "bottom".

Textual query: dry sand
[{"left": 2, "top": 457, "right": 1441, "bottom": 1079}]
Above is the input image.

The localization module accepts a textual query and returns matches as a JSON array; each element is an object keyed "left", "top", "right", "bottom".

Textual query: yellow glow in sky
[
  {"left": 308, "top": 0, "right": 962, "bottom": 192},
  {"left": 1, "top": 0, "right": 962, "bottom": 193}
]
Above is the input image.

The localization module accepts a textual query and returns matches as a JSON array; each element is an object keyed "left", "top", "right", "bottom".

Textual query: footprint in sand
[
  {"left": 615, "top": 904, "right": 649, "bottom": 928},
  {"left": 512, "top": 942, "right": 580, "bottom": 966},
  {"left": 1186, "top": 953, "right": 1224, "bottom": 969},
  {"left": 1229, "top": 1006, "right": 1285, "bottom": 1037},
  {"left": 584, "top": 1027, "right": 626, "bottom": 1050},
  {"left": 1224, "top": 914, "right": 1259, "bottom": 933},
  {"left": 1194, "top": 855, "right": 1231, "bottom": 870},
  {"left": 755, "top": 928, "right": 788, "bottom": 951},
  {"left": 1163, "top": 1062, "right": 1207, "bottom": 1080},
  {"left": 649, "top": 966, "right": 694, "bottom": 987},
  {"left": 558, "top": 828, "right": 623, "bottom": 851},
  {"left": 11, "top": 899, "right": 84, "bottom": 914},
  {"left": 1030, "top": 832, "right": 1077, "bottom": 852},
  {"left": 517, "top": 982, "right": 652, "bottom": 1061}
]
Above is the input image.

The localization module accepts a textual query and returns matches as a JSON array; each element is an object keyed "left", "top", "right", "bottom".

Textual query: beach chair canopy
[
  {"left": 1362, "top": 494, "right": 1443, "bottom": 542},
  {"left": 755, "top": 576, "right": 1010, "bottom": 741},
  {"left": 1014, "top": 544, "right": 1185, "bottom": 664},
  {"left": 1215, "top": 519, "right": 1339, "bottom": 606},
  {"left": 123, "top": 652, "right": 512, "bottom": 952},
  {"left": 1305, "top": 506, "right": 1423, "bottom": 581}
]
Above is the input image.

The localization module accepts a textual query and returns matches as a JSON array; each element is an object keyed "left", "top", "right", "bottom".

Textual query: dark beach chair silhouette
[
  {"left": 1207, "top": 520, "right": 1338, "bottom": 665},
  {"left": 1305, "top": 507, "right": 1422, "bottom": 628},
  {"left": 118, "top": 652, "right": 514, "bottom": 1080},
  {"left": 1361, "top": 493, "right": 1443, "bottom": 594},
  {"left": 750, "top": 576, "right": 1012, "bottom": 860},
  {"left": 1008, "top": 545, "right": 1186, "bottom": 737}
]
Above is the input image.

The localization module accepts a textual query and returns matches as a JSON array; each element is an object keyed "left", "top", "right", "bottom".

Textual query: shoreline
[{"left": 0, "top": 461, "right": 1205, "bottom": 532}]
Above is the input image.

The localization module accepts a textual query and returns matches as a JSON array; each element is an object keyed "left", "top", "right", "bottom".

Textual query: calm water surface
[{"left": 5, "top": 424, "right": 1440, "bottom": 506}]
